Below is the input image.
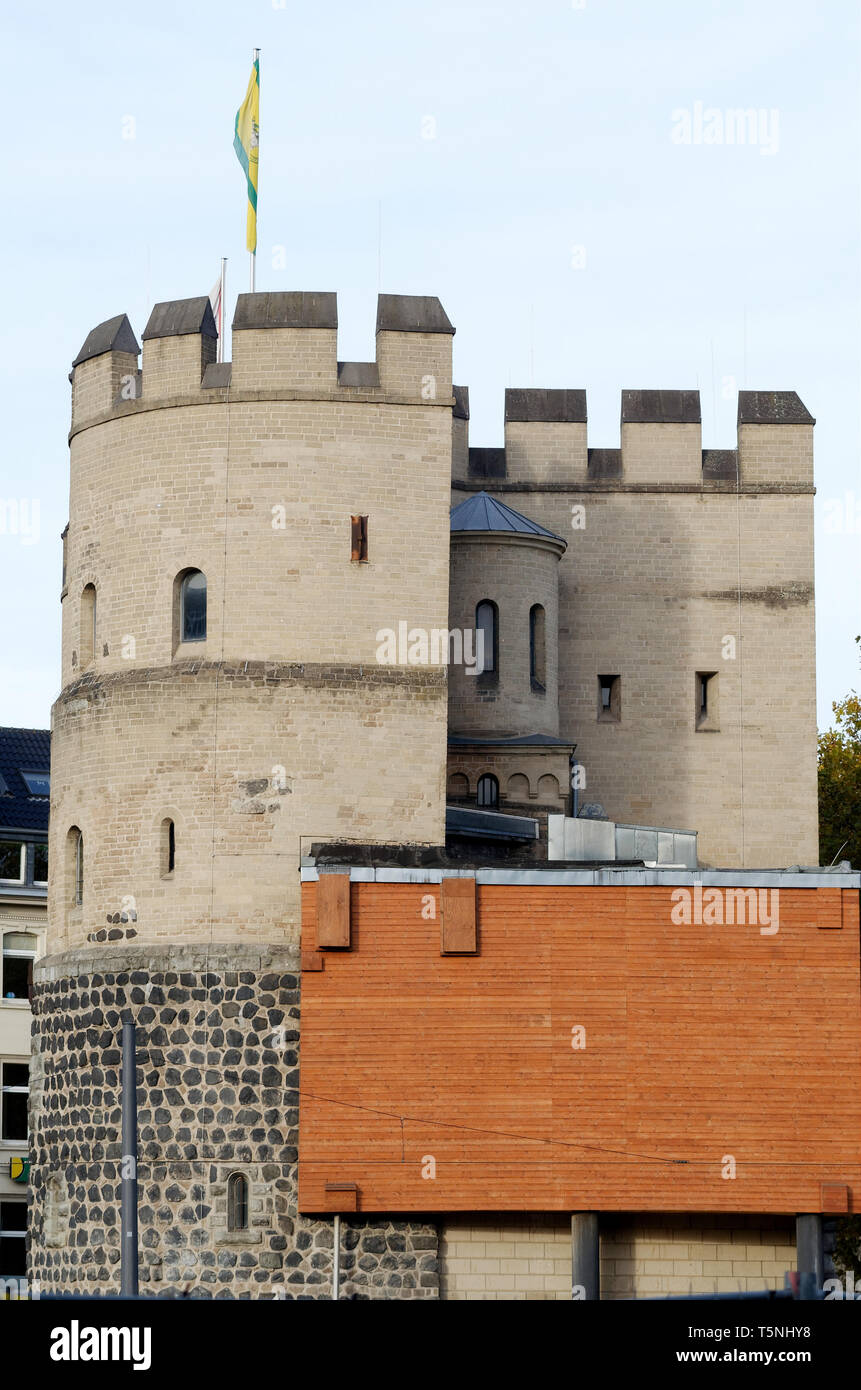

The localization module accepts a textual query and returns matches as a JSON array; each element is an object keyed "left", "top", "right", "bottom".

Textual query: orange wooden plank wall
[{"left": 298, "top": 881, "right": 861, "bottom": 1214}]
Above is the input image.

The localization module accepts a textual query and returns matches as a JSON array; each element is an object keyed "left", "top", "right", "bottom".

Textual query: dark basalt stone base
[{"left": 28, "top": 944, "right": 438, "bottom": 1299}]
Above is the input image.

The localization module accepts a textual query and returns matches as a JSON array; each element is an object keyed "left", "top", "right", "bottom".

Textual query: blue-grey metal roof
[
  {"left": 445, "top": 806, "right": 538, "bottom": 841},
  {"left": 450, "top": 492, "right": 565, "bottom": 543},
  {"left": 0, "top": 728, "right": 50, "bottom": 834}
]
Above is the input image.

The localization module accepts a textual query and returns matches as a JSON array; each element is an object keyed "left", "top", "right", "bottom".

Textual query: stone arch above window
[
  {"left": 506, "top": 772, "right": 531, "bottom": 802},
  {"left": 537, "top": 773, "right": 561, "bottom": 804},
  {"left": 447, "top": 773, "right": 470, "bottom": 799}
]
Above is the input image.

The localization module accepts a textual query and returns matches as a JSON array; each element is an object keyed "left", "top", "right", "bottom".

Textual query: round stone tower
[
  {"left": 28, "top": 291, "right": 453, "bottom": 1298},
  {"left": 447, "top": 492, "right": 566, "bottom": 738}
]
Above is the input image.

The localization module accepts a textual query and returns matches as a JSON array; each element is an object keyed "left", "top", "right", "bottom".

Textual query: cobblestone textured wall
[{"left": 29, "top": 944, "right": 439, "bottom": 1299}]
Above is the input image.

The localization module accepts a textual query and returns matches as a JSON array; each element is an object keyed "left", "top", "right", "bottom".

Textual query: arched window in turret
[
  {"left": 477, "top": 774, "right": 499, "bottom": 809},
  {"left": 530, "top": 604, "right": 546, "bottom": 691},
  {"left": 227, "top": 1172, "right": 248, "bottom": 1232},
  {"left": 475, "top": 600, "right": 498, "bottom": 676},
  {"left": 176, "top": 569, "right": 207, "bottom": 643},
  {"left": 80, "top": 585, "right": 97, "bottom": 667}
]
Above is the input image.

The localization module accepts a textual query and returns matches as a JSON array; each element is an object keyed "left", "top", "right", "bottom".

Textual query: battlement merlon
[
  {"left": 70, "top": 313, "right": 140, "bottom": 424},
  {"left": 459, "top": 387, "right": 815, "bottom": 488},
  {"left": 69, "top": 291, "right": 456, "bottom": 430}
]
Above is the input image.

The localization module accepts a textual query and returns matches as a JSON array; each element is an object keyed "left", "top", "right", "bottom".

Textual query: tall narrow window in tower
[
  {"left": 475, "top": 600, "right": 498, "bottom": 676},
  {"left": 696, "top": 672, "right": 719, "bottom": 731},
  {"left": 598, "top": 674, "right": 621, "bottom": 722},
  {"left": 80, "top": 584, "right": 96, "bottom": 667},
  {"left": 529, "top": 604, "right": 546, "bottom": 691},
  {"left": 66, "top": 827, "right": 83, "bottom": 907},
  {"left": 180, "top": 570, "right": 207, "bottom": 642},
  {"left": 350, "top": 514, "right": 369, "bottom": 562},
  {"left": 227, "top": 1172, "right": 249, "bottom": 1232},
  {"left": 161, "top": 818, "right": 175, "bottom": 877},
  {"left": 477, "top": 774, "right": 499, "bottom": 808}
]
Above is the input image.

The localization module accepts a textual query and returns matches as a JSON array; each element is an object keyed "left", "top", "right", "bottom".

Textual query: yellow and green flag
[{"left": 234, "top": 56, "right": 259, "bottom": 253}]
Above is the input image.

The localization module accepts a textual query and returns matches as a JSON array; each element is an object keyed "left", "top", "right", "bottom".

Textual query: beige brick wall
[{"left": 440, "top": 1213, "right": 797, "bottom": 1300}]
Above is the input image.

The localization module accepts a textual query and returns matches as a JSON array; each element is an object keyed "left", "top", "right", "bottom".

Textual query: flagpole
[
  {"left": 250, "top": 47, "right": 259, "bottom": 293},
  {"left": 218, "top": 257, "right": 227, "bottom": 363}
]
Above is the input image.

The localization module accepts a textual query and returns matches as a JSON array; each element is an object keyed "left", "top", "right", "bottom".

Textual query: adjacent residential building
[{"left": 0, "top": 728, "right": 49, "bottom": 1281}]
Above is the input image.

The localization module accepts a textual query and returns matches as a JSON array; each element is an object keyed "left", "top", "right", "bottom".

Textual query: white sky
[{"left": 0, "top": 0, "right": 858, "bottom": 728}]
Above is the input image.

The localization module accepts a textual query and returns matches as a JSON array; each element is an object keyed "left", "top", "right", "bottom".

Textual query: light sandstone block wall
[
  {"left": 52, "top": 294, "right": 455, "bottom": 952},
  {"left": 440, "top": 1213, "right": 797, "bottom": 1300},
  {"left": 452, "top": 395, "right": 817, "bottom": 868}
]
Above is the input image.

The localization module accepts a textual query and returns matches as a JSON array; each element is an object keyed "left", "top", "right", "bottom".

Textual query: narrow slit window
[
  {"left": 66, "top": 827, "right": 83, "bottom": 907},
  {"left": 180, "top": 570, "right": 207, "bottom": 643},
  {"left": 227, "top": 1172, "right": 249, "bottom": 1232},
  {"left": 161, "top": 818, "right": 176, "bottom": 877},
  {"left": 696, "top": 672, "right": 719, "bottom": 730},
  {"left": 80, "top": 584, "right": 96, "bottom": 667},
  {"left": 598, "top": 674, "right": 621, "bottom": 722},
  {"left": 351, "top": 515, "right": 369, "bottom": 563},
  {"left": 475, "top": 600, "right": 498, "bottom": 675},
  {"left": 529, "top": 604, "right": 546, "bottom": 691}
]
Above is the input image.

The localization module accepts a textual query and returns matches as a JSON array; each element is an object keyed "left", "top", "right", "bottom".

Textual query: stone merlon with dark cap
[
  {"left": 737, "top": 391, "right": 815, "bottom": 426},
  {"left": 505, "top": 388, "right": 587, "bottom": 424},
  {"left": 72, "top": 313, "right": 140, "bottom": 368},
  {"left": 233, "top": 291, "right": 338, "bottom": 331},
  {"left": 621, "top": 389, "right": 701, "bottom": 424},
  {"left": 376, "top": 294, "right": 454, "bottom": 335},
  {"left": 142, "top": 296, "right": 217, "bottom": 341}
]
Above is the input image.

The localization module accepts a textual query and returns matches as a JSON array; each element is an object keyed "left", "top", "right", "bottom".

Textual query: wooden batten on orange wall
[
  {"left": 298, "top": 878, "right": 861, "bottom": 1216},
  {"left": 315, "top": 873, "right": 351, "bottom": 948},
  {"left": 440, "top": 877, "right": 477, "bottom": 954}
]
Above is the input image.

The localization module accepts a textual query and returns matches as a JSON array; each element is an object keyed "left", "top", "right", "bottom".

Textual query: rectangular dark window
[
  {"left": 1, "top": 1062, "right": 29, "bottom": 1142},
  {"left": 0, "top": 843, "right": 24, "bottom": 883},
  {"left": 351, "top": 515, "right": 369, "bottom": 563},
  {"left": 598, "top": 674, "right": 621, "bottom": 722},
  {"left": 696, "top": 672, "right": 719, "bottom": 730},
  {"left": 33, "top": 843, "right": 48, "bottom": 883},
  {"left": 0, "top": 1200, "right": 27, "bottom": 1277}
]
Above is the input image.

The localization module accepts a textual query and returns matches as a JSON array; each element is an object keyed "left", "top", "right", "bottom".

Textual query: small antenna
[{"left": 828, "top": 840, "right": 849, "bottom": 867}]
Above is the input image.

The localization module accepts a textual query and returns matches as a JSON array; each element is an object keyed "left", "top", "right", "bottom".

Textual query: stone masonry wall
[{"left": 29, "top": 944, "right": 439, "bottom": 1299}]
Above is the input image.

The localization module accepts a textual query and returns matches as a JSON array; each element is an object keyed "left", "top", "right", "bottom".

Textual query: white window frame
[
  {"left": 2, "top": 933, "right": 37, "bottom": 1003},
  {"left": 0, "top": 1060, "right": 29, "bottom": 1145},
  {"left": 0, "top": 843, "right": 25, "bottom": 886},
  {"left": 32, "top": 841, "right": 48, "bottom": 886}
]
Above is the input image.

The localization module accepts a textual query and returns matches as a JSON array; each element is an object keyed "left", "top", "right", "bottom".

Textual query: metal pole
[
  {"left": 218, "top": 257, "right": 227, "bottom": 363},
  {"left": 571, "top": 1211, "right": 600, "bottom": 1300},
  {"left": 250, "top": 47, "right": 259, "bottom": 294},
  {"left": 332, "top": 1214, "right": 340, "bottom": 1300},
  {"left": 796, "top": 1213, "right": 823, "bottom": 1296},
  {"left": 121, "top": 1020, "right": 139, "bottom": 1298}
]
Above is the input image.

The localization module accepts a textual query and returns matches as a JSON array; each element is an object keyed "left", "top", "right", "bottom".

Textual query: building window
[
  {"left": 161, "top": 818, "right": 175, "bottom": 877},
  {"left": 66, "top": 827, "right": 83, "bottom": 907},
  {"left": 21, "top": 771, "right": 50, "bottom": 797},
  {"left": 0, "top": 842, "right": 25, "bottom": 885},
  {"left": 0, "top": 1062, "right": 28, "bottom": 1142},
  {"left": 179, "top": 570, "right": 207, "bottom": 643},
  {"left": 80, "top": 584, "right": 97, "bottom": 667},
  {"left": 0, "top": 1200, "right": 27, "bottom": 1277},
  {"left": 350, "top": 515, "right": 369, "bottom": 563},
  {"left": 529, "top": 604, "right": 546, "bottom": 691},
  {"left": 33, "top": 843, "right": 48, "bottom": 884},
  {"left": 227, "top": 1172, "right": 249, "bottom": 1232},
  {"left": 696, "top": 672, "right": 719, "bottom": 731},
  {"left": 477, "top": 774, "right": 499, "bottom": 809},
  {"left": 2, "top": 934, "right": 36, "bottom": 1001},
  {"left": 598, "top": 674, "right": 621, "bottom": 723},
  {"left": 475, "top": 600, "right": 498, "bottom": 676}
]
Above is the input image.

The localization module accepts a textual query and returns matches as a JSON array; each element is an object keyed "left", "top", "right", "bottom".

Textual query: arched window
[
  {"left": 477, "top": 774, "right": 499, "bottom": 809},
  {"left": 227, "top": 1172, "right": 249, "bottom": 1232},
  {"left": 530, "top": 604, "right": 546, "bottom": 690},
  {"left": 179, "top": 570, "right": 207, "bottom": 643},
  {"left": 475, "top": 600, "right": 497, "bottom": 675},
  {"left": 80, "top": 585, "right": 97, "bottom": 667},
  {"left": 160, "top": 818, "right": 175, "bottom": 877},
  {"left": 66, "top": 827, "right": 83, "bottom": 907}
]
